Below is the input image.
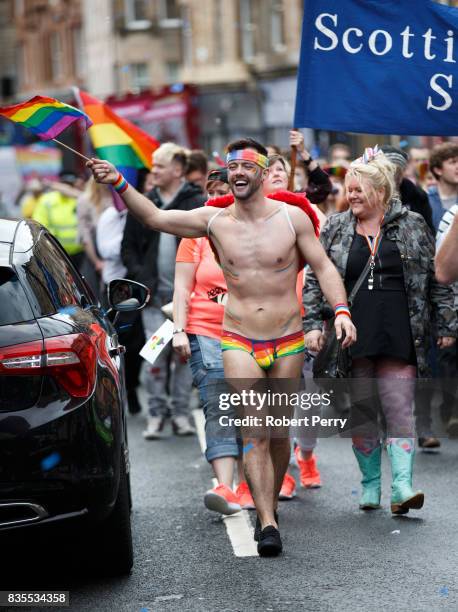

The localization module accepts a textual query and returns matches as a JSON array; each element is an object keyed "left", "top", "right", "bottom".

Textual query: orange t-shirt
[
  {"left": 176, "top": 237, "right": 227, "bottom": 340},
  {"left": 176, "top": 237, "right": 304, "bottom": 339}
]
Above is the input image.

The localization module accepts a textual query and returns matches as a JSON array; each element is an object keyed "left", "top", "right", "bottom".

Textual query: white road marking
[{"left": 193, "top": 408, "right": 258, "bottom": 557}]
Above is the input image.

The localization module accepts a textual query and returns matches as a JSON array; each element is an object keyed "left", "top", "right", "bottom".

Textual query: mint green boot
[
  {"left": 352, "top": 446, "right": 382, "bottom": 510},
  {"left": 387, "top": 441, "right": 424, "bottom": 515}
]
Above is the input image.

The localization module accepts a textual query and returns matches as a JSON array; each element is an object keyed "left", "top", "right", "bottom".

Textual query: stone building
[
  {"left": 0, "top": 0, "right": 17, "bottom": 103},
  {"left": 80, "top": 0, "right": 306, "bottom": 151},
  {"left": 4, "top": 0, "right": 458, "bottom": 152},
  {"left": 13, "top": 0, "right": 85, "bottom": 100}
]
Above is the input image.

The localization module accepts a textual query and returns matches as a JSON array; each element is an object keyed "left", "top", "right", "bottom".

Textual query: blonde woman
[{"left": 303, "top": 148, "right": 456, "bottom": 515}]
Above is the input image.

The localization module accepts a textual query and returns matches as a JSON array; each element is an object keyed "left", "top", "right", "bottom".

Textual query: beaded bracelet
[
  {"left": 334, "top": 303, "right": 351, "bottom": 319},
  {"left": 113, "top": 172, "right": 128, "bottom": 194}
]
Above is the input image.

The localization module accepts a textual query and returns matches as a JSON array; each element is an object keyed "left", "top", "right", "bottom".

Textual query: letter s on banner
[
  {"left": 427, "top": 74, "right": 453, "bottom": 111},
  {"left": 314, "top": 13, "right": 338, "bottom": 51},
  {"left": 294, "top": 0, "right": 458, "bottom": 135}
]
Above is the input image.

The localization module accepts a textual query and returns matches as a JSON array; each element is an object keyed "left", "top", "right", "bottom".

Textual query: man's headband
[{"left": 226, "top": 149, "right": 269, "bottom": 169}]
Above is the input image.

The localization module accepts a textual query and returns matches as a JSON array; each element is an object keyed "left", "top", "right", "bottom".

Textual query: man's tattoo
[
  {"left": 222, "top": 265, "right": 240, "bottom": 280},
  {"left": 274, "top": 260, "right": 295, "bottom": 274},
  {"left": 281, "top": 313, "right": 296, "bottom": 334}
]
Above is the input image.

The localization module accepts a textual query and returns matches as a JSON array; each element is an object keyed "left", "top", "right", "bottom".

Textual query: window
[
  {"left": 15, "top": 234, "right": 93, "bottom": 318},
  {"left": 158, "top": 0, "right": 182, "bottom": 27},
  {"left": 130, "top": 62, "right": 150, "bottom": 90},
  {"left": 239, "top": 0, "right": 256, "bottom": 61},
  {"left": 0, "top": 267, "right": 34, "bottom": 326},
  {"left": 165, "top": 61, "right": 179, "bottom": 83},
  {"left": 270, "top": 1, "right": 285, "bottom": 52},
  {"left": 161, "top": 0, "right": 180, "bottom": 20},
  {"left": 124, "top": 0, "right": 151, "bottom": 29},
  {"left": 49, "top": 31, "right": 63, "bottom": 81}
]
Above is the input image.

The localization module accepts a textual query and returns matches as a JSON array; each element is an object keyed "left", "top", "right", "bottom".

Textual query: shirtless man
[{"left": 88, "top": 138, "right": 356, "bottom": 557}]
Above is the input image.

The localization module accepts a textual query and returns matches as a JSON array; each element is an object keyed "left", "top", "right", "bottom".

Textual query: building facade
[
  {"left": 76, "top": 0, "right": 308, "bottom": 151},
  {"left": 0, "top": 1, "right": 17, "bottom": 103},
  {"left": 13, "top": 0, "right": 85, "bottom": 101},
  {"left": 3, "top": 0, "right": 458, "bottom": 154},
  {"left": 178, "top": 0, "right": 305, "bottom": 152}
]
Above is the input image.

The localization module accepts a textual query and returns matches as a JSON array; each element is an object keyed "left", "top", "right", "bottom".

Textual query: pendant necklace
[{"left": 359, "top": 219, "right": 383, "bottom": 290}]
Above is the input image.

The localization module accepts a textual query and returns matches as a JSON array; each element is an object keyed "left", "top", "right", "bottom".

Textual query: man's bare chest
[{"left": 211, "top": 216, "right": 296, "bottom": 271}]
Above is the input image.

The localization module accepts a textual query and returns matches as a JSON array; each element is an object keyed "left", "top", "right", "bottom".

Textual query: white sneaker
[
  {"left": 142, "top": 416, "right": 165, "bottom": 440},
  {"left": 172, "top": 415, "right": 196, "bottom": 436}
]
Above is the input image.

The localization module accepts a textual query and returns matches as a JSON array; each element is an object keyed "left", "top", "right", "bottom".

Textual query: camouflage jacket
[{"left": 302, "top": 198, "right": 457, "bottom": 376}]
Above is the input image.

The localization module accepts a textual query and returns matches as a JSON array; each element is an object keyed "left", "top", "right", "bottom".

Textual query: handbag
[{"left": 312, "top": 245, "right": 380, "bottom": 378}]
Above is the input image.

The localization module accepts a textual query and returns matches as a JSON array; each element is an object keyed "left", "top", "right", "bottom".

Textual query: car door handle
[{"left": 109, "top": 345, "right": 126, "bottom": 357}]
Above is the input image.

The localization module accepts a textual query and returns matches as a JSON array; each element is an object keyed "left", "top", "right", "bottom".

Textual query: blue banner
[{"left": 294, "top": 0, "right": 458, "bottom": 135}]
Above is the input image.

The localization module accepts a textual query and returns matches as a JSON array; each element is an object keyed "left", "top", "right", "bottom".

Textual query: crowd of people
[{"left": 13, "top": 131, "right": 458, "bottom": 557}]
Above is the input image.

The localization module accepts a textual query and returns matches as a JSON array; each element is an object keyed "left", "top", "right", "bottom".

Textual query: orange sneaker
[
  {"left": 295, "top": 447, "right": 321, "bottom": 488},
  {"left": 235, "top": 481, "right": 256, "bottom": 510},
  {"left": 204, "top": 483, "right": 241, "bottom": 515},
  {"left": 279, "top": 473, "right": 296, "bottom": 500}
]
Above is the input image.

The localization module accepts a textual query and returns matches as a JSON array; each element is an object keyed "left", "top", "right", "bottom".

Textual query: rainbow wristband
[
  {"left": 334, "top": 303, "right": 351, "bottom": 319},
  {"left": 113, "top": 172, "right": 128, "bottom": 194}
]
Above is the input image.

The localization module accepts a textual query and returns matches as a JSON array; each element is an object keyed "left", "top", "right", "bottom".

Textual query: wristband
[
  {"left": 302, "top": 156, "right": 313, "bottom": 166},
  {"left": 334, "top": 303, "right": 351, "bottom": 319},
  {"left": 173, "top": 328, "right": 185, "bottom": 335},
  {"left": 113, "top": 172, "right": 128, "bottom": 194}
]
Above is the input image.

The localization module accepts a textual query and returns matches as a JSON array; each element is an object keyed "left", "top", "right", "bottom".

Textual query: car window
[
  {"left": 0, "top": 267, "right": 35, "bottom": 325},
  {"left": 34, "top": 235, "right": 91, "bottom": 310},
  {"left": 38, "top": 234, "right": 95, "bottom": 306},
  {"left": 16, "top": 238, "right": 85, "bottom": 318},
  {"left": 15, "top": 233, "right": 96, "bottom": 317}
]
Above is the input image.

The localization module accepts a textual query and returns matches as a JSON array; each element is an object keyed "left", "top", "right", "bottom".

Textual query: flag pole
[
  {"left": 288, "top": 127, "right": 298, "bottom": 191},
  {"left": 52, "top": 137, "right": 91, "bottom": 162}
]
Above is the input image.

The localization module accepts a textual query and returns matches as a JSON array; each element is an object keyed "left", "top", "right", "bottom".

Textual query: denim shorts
[{"left": 188, "top": 334, "right": 241, "bottom": 462}]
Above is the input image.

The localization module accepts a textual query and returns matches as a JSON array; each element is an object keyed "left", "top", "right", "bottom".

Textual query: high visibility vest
[
  {"left": 21, "top": 194, "right": 40, "bottom": 218},
  {"left": 32, "top": 191, "right": 83, "bottom": 256}
]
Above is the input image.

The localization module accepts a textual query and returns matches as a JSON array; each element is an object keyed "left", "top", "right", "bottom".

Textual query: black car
[{"left": 0, "top": 219, "right": 149, "bottom": 576}]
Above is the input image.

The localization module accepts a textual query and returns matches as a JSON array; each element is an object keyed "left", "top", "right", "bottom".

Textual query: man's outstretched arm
[
  {"left": 291, "top": 207, "right": 357, "bottom": 349},
  {"left": 87, "top": 158, "right": 211, "bottom": 238},
  {"left": 436, "top": 213, "right": 458, "bottom": 284}
]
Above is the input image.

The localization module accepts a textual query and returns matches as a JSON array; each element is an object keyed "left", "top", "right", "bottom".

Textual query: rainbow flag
[
  {"left": 77, "top": 90, "right": 159, "bottom": 187},
  {"left": 0, "top": 95, "right": 92, "bottom": 141},
  {"left": 15, "top": 144, "right": 62, "bottom": 180},
  {"left": 324, "top": 165, "right": 348, "bottom": 179}
]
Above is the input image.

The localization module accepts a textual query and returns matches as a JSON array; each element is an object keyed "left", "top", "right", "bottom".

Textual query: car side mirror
[{"left": 107, "top": 279, "right": 150, "bottom": 312}]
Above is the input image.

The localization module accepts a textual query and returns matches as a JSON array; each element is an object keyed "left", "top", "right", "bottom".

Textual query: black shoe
[
  {"left": 127, "top": 389, "right": 141, "bottom": 415},
  {"left": 418, "top": 436, "right": 441, "bottom": 449},
  {"left": 254, "top": 511, "right": 278, "bottom": 542},
  {"left": 257, "top": 526, "right": 283, "bottom": 557}
]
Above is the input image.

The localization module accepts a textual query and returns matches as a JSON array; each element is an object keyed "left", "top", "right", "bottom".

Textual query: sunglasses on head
[{"left": 207, "top": 169, "right": 228, "bottom": 183}]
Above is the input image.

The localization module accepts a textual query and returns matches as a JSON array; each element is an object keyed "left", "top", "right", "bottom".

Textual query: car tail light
[{"left": 0, "top": 334, "right": 97, "bottom": 398}]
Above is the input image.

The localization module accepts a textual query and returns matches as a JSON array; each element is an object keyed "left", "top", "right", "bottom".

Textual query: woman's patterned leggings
[{"left": 351, "top": 357, "right": 417, "bottom": 455}]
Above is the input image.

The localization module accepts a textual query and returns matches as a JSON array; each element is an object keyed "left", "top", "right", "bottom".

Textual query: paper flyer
[{"left": 139, "top": 319, "right": 174, "bottom": 365}]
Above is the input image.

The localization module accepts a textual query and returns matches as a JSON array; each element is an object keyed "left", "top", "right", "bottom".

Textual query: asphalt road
[{"left": 3, "top": 401, "right": 458, "bottom": 612}]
